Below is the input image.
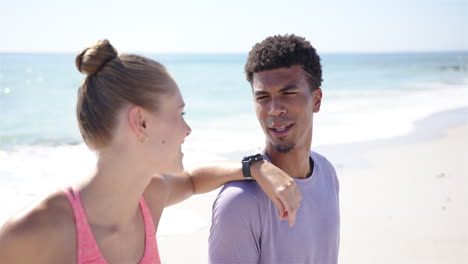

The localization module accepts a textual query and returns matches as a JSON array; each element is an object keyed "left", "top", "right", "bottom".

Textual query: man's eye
[
  {"left": 256, "top": 96, "right": 268, "bottom": 101},
  {"left": 284, "top": 92, "right": 297, "bottom": 95}
]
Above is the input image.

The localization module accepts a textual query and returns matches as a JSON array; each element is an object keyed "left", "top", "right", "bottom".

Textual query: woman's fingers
[
  {"left": 271, "top": 189, "right": 295, "bottom": 225},
  {"left": 271, "top": 197, "right": 286, "bottom": 219},
  {"left": 275, "top": 180, "right": 301, "bottom": 226}
]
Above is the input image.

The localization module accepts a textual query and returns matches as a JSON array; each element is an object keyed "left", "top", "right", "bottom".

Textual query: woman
[{"left": 0, "top": 40, "right": 301, "bottom": 263}]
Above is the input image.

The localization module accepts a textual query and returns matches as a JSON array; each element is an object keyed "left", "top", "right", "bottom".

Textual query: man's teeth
[{"left": 273, "top": 126, "right": 289, "bottom": 132}]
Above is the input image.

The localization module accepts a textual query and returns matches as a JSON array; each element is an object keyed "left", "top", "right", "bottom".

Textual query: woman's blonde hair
[{"left": 75, "top": 39, "right": 173, "bottom": 149}]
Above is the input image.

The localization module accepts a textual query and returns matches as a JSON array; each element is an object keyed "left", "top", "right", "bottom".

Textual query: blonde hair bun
[{"left": 75, "top": 39, "right": 118, "bottom": 75}]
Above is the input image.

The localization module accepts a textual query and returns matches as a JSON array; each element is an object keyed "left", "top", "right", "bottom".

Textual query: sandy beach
[
  {"left": 158, "top": 119, "right": 468, "bottom": 263},
  {"left": 338, "top": 124, "right": 468, "bottom": 263}
]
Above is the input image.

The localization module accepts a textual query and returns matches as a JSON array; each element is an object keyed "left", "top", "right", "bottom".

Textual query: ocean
[{"left": 1, "top": 52, "right": 467, "bottom": 232}]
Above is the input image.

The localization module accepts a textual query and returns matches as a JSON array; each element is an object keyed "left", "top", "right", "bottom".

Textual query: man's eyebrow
[
  {"left": 254, "top": 90, "right": 269, "bottom": 96},
  {"left": 280, "top": 85, "right": 298, "bottom": 92}
]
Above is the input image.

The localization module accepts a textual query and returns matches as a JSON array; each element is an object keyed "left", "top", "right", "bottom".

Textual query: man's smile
[{"left": 268, "top": 123, "right": 294, "bottom": 137}]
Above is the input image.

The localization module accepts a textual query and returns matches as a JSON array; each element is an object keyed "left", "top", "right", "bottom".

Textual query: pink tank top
[{"left": 63, "top": 187, "right": 161, "bottom": 264}]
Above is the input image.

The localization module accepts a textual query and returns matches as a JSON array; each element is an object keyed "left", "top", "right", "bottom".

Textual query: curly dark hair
[{"left": 245, "top": 34, "right": 323, "bottom": 91}]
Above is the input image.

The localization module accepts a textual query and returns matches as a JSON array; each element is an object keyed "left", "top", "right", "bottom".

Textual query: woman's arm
[{"left": 160, "top": 160, "right": 301, "bottom": 226}]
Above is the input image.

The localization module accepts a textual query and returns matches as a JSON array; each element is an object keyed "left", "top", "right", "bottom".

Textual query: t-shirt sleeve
[{"left": 208, "top": 183, "right": 263, "bottom": 264}]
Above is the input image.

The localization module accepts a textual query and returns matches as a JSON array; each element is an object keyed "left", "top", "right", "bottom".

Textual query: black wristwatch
[{"left": 242, "top": 154, "right": 264, "bottom": 180}]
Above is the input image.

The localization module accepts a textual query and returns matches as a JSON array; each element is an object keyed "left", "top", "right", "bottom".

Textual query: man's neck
[{"left": 265, "top": 144, "right": 312, "bottom": 179}]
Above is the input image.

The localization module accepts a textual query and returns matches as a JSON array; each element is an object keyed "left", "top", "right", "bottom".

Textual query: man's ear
[
  {"left": 128, "top": 106, "right": 148, "bottom": 138},
  {"left": 313, "top": 88, "right": 322, "bottom": 113}
]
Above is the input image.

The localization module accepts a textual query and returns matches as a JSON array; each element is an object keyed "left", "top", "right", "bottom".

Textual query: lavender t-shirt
[{"left": 208, "top": 151, "right": 340, "bottom": 264}]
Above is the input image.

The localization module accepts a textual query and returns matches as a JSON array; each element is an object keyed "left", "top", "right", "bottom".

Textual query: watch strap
[{"left": 242, "top": 154, "right": 263, "bottom": 180}]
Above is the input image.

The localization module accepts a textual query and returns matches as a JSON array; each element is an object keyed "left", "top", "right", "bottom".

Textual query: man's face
[{"left": 252, "top": 65, "right": 322, "bottom": 153}]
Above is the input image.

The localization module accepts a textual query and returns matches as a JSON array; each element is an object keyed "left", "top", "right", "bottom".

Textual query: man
[{"left": 208, "top": 34, "right": 340, "bottom": 264}]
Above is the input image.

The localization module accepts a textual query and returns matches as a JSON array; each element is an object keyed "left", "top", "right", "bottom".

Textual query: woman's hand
[{"left": 250, "top": 160, "right": 302, "bottom": 226}]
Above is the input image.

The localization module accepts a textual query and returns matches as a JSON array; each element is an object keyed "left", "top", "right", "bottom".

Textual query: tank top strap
[
  {"left": 63, "top": 187, "right": 105, "bottom": 263},
  {"left": 138, "top": 197, "right": 161, "bottom": 263},
  {"left": 139, "top": 197, "right": 156, "bottom": 235}
]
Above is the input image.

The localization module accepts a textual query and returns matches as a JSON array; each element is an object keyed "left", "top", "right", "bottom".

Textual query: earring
[{"left": 139, "top": 135, "right": 149, "bottom": 143}]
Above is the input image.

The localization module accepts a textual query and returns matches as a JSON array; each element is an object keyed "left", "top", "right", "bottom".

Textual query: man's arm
[{"left": 160, "top": 160, "right": 301, "bottom": 226}]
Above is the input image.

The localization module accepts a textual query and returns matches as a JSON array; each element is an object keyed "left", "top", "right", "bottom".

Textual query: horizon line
[{"left": 1, "top": 50, "right": 467, "bottom": 55}]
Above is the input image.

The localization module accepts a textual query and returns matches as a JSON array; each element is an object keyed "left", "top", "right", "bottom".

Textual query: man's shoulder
[
  {"left": 311, "top": 151, "right": 336, "bottom": 172},
  {"left": 214, "top": 181, "right": 267, "bottom": 212},
  {"left": 211, "top": 181, "right": 266, "bottom": 239},
  {"left": 311, "top": 151, "right": 340, "bottom": 193},
  {"left": 311, "top": 151, "right": 331, "bottom": 165},
  {"left": 218, "top": 181, "right": 266, "bottom": 200}
]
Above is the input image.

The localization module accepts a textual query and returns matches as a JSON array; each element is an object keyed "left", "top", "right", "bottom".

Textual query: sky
[{"left": 1, "top": 0, "right": 467, "bottom": 53}]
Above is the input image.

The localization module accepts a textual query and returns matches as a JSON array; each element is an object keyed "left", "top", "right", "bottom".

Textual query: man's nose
[{"left": 268, "top": 99, "right": 287, "bottom": 116}]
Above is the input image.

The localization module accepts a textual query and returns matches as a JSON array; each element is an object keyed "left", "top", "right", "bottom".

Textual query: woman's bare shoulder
[{"left": 0, "top": 190, "right": 76, "bottom": 263}]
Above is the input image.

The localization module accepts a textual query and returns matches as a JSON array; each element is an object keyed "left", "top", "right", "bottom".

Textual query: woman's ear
[
  {"left": 128, "top": 106, "right": 148, "bottom": 139},
  {"left": 313, "top": 88, "right": 322, "bottom": 113}
]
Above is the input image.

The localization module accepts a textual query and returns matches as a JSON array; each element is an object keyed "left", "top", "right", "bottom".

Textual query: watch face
[
  {"left": 243, "top": 153, "right": 263, "bottom": 163},
  {"left": 253, "top": 154, "right": 263, "bottom": 161}
]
